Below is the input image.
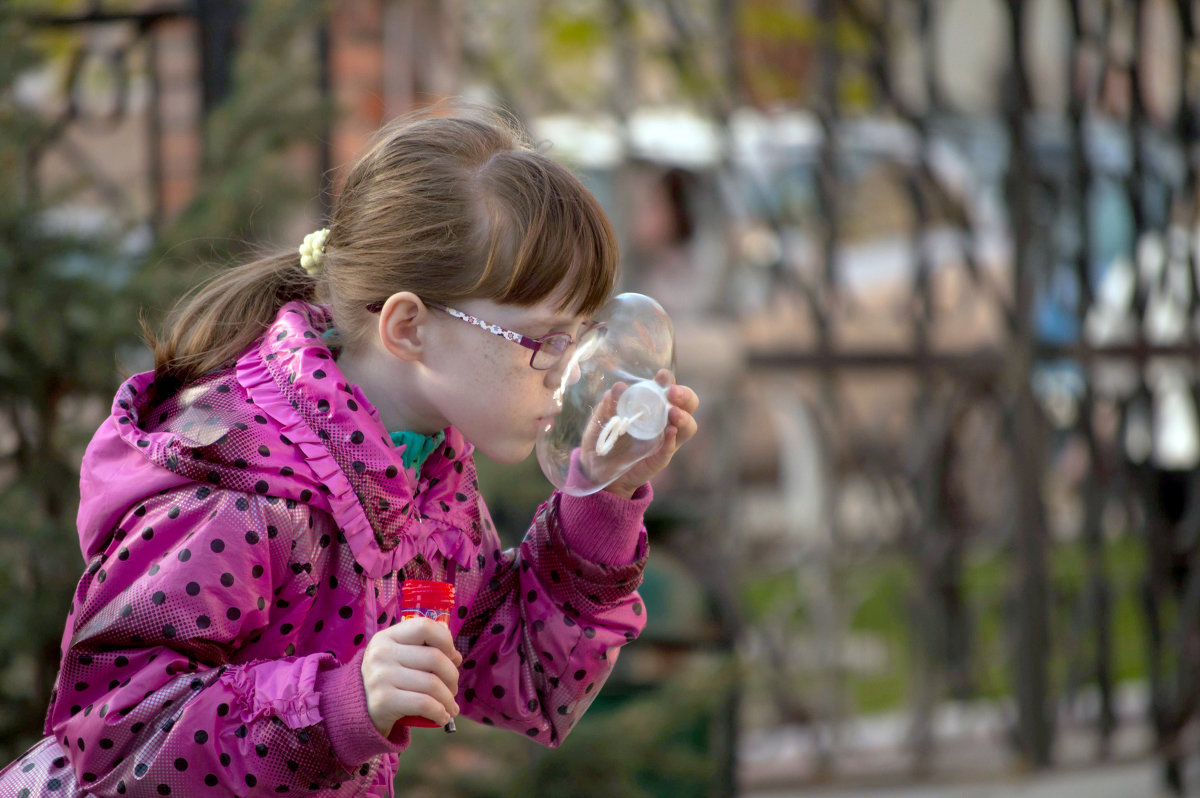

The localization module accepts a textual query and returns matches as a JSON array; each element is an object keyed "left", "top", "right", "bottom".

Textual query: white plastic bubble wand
[
  {"left": 595, "top": 411, "right": 643, "bottom": 455},
  {"left": 593, "top": 379, "right": 671, "bottom": 456}
]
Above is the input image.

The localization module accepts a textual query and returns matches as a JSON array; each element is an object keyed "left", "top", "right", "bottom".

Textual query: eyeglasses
[{"left": 367, "top": 298, "right": 603, "bottom": 371}]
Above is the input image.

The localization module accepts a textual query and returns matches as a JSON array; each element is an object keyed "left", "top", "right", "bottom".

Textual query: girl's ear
[{"left": 376, "top": 292, "right": 428, "bottom": 361}]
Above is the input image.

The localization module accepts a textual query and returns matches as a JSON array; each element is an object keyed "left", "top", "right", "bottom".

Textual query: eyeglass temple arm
[{"left": 424, "top": 301, "right": 542, "bottom": 352}]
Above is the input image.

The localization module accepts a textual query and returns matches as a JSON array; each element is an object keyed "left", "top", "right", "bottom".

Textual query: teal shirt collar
[{"left": 388, "top": 429, "right": 446, "bottom": 473}]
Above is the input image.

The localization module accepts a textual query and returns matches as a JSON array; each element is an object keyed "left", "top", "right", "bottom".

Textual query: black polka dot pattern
[{"left": 1, "top": 301, "right": 652, "bottom": 794}]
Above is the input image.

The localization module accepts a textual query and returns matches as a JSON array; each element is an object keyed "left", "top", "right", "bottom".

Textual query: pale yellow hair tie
[{"left": 299, "top": 228, "right": 330, "bottom": 275}]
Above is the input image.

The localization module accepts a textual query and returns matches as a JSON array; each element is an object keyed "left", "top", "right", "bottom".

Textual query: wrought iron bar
[
  {"left": 1063, "top": 12, "right": 1110, "bottom": 752},
  {"left": 1062, "top": 6, "right": 1111, "bottom": 753},
  {"left": 1003, "top": 0, "right": 1054, "bottom": 767}
]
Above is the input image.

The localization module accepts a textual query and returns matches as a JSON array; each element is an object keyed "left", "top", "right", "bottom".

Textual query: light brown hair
[{"left": 147, "top": 107, "right": 619, "bottom": 392}]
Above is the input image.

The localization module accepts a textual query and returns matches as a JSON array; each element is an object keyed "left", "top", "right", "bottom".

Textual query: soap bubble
[{"left": 537, "top": 293, "right": 676, "bottom": 496}]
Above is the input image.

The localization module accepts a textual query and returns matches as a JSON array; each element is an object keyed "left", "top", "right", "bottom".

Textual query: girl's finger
[
  {"left": 668, "top": 408, "right": 698, "bottom": 446},
  {"left": 379, "top": 641, "right": 461, "bottom": 695},
  {"left": 364, "top": 655, "right": 458, "bottom": 715},
  {"left": 379, "top": 688, "right": 455, "bottom": 728},
  {"left": 582, "top": 383, "right": 626, "bottom": 450},
  {"left": 668, "top": 384, "right": 699, "bottom": 413},
  {"left": 387, "top": 667, "right": 460, "bottom": 717},
  {"left": 382, "top": 616, "right": 460, "bottom": 662}
]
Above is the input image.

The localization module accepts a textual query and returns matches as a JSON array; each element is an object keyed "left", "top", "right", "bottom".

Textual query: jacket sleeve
[
  {"left": 454, "top": 484, "right": 651, "bottom": 746},
  {"left": 47, "top": 487, "right": 400, "bottom": 797}
]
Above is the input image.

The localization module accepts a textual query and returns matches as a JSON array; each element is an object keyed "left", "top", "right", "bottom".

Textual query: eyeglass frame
[{"left": 365, "top": 297, "right": 589, "bottom": 371}]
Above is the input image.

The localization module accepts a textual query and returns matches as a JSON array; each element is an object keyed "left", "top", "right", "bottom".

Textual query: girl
[{"left": 1, "top": 109, "right": 698, "bottom": 797}]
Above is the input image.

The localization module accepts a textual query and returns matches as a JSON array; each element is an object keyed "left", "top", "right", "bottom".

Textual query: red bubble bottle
[{"left": 395, "top": 579, "right": 457, "bottom": 730}]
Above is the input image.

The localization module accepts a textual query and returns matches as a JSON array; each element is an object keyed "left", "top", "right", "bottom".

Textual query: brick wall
[
  {"left": 328, "top": 0, "right": 461, "bottom": 188},
  {"left": 153, "top": 16, "right": 202, "bottom": 222},
  {"left": 330, "top": 0, "right": 387, "bottom": 183}
]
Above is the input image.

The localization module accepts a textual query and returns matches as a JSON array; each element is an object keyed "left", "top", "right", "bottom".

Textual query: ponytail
[{"left": 144, "top": 251, "right": 317, "bottom": 394}]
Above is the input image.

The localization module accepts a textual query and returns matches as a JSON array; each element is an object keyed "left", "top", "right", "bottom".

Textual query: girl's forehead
[
  {"left": 463, "top": 296, "right": 583, "bottom": 328},
  {"left": 465, "top": 278, "right": 596, "bottom": 326}
]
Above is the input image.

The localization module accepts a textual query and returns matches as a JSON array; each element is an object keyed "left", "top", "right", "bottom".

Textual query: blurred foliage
[
  {"left": 0, "top": 6, "right": 141, "bottom": 759},
  {"left": 392, "top": 655, "right": 732, "bottom": 798},
  {"left": 0, "top": 0, "right": 328, "bottom": 760},
  {"left": 464, "top": 0, "right": 871, "bottom": 118},
  {"left": 542, "top": 5, "right": 608, "bottom": 60},
  {"left": 739, "top": 1, "right": 818, "bottom": 41},
  {"left": 739, "top": 533, "right": 1151, "bottom": 721},
  {"left": 473, "top": 453, "right": 559, "bottom": 549}
]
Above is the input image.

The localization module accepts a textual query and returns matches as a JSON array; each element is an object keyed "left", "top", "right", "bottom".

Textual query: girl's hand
[
  {"left": 603, "top": 370, "right": 699, "bottom": 499},
  {"left": 361, "top": 617, "right": 463, "bottom": 736}
]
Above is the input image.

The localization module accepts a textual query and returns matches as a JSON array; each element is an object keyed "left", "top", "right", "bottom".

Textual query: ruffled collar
[{"left": 236, "top": 301, "right": 483, "bottom": 577}]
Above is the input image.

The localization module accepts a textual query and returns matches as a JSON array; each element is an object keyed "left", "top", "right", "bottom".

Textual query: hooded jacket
[{"left": 0, "top": 301, "right": 650, "bottom": 797}]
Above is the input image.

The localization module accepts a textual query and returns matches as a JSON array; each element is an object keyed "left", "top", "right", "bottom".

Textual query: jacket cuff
[
  {"left": 557, "top": 483, "right": 652, "bottom": 565},
  {"left": 317, "top": 648, "right": 410, "bottom": 766}
]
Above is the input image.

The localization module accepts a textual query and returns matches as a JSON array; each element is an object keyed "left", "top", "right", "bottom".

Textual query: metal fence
[{"left": 710, "top": 1, "right": 1200, "bottom": 791}]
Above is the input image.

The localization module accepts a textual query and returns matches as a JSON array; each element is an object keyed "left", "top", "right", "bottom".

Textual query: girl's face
[{"left": 421, "top": 294, "right": 587, "bottom": 464}]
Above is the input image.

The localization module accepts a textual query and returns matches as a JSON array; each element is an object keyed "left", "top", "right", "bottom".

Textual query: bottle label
[{"left": 400, "top": 608, "right": 450, "bottom": 624}]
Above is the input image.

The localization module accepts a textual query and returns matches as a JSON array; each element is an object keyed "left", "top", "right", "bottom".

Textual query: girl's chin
[{"left": 476, "top": 439, "right": 536, "bottom": 466}]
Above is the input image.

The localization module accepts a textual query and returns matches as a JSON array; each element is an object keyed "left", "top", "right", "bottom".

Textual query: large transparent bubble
[{"left": 537, "top": 293, "right": 676, "bottom": 496}]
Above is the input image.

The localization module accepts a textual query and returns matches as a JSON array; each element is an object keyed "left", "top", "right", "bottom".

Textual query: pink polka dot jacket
[{"left": 0, "top": 302, "right": 651, "bottom": 797}]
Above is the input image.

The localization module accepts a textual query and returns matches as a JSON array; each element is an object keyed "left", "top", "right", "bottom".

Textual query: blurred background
[{"left": 3, "top": 0, "right": 1200, "bottom": 796}]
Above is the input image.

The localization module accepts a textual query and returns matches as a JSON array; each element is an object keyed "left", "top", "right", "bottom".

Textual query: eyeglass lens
[
  {"left": 531, "top": 333, "right": 574, "bottom": 370},
  {"left": 532, "top": 324, "right": 607, "bottom": 370}
]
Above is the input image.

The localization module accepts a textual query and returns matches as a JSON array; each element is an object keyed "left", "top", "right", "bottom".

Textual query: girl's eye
[
  {"left": 543, "top": 333, "right": 572, "bottom": 354},
  {"left": 531, "top": 333, "right": 573, "bottom": 369}
]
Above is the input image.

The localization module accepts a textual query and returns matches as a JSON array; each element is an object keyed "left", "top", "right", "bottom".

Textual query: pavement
[
  {"left": 737, "top": 687, "right": 1196, "bottom": 797},
  {"left": 742, "top": 758, "right": 1170, "bottom": 797}
]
